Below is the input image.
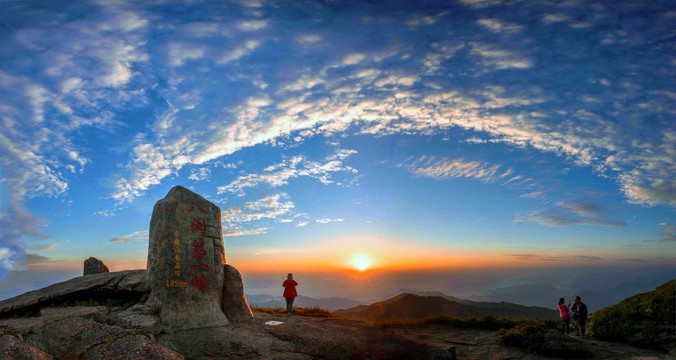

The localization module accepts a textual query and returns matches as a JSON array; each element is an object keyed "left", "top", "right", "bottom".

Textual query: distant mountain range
[
  {"left": 246, "top": 294, "right": 364, "bottom": 312},
  {"left": 334, "top": 292, "right": 559, "bottom": 321}
]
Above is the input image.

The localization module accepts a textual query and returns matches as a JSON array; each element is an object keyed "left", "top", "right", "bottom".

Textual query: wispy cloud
[
  {"left": 30, "top": 243, "right": 57, "bottom": 251},
  {"left": 223, "top": 228, "right": 268, "bottom": 236},
  {"left": 218, "top": 151, "right": 358, "bottom": 196},
  {"left": 222, "top": 193, "right": 295, "bottom": 224},
  {"left": 188, "top": 167, "right": 211, "bottom": 182},
  {"left": 315, "top": 218, "right": 344, "bottom": 224},
  {"left": 110, "top": 230, "right": 149, "bottom": 243},
  {"left": 404, "top": 156, "right": 509, "bottom": 184},
  {"left": 515, "top": 200, "right": 627, "bottom": 228}
]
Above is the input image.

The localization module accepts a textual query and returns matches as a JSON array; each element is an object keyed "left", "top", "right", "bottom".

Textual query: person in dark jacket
[
  {"left": 283, "top": 273, "right": 298, "bottom": 315},
  {"left": 571, "top": 296, "right": 588, "bottom": 336}
]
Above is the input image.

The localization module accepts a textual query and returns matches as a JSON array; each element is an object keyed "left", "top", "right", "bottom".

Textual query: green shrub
[
  {"left": 590, "top": 280, "right": 675, "bottom": 352},
  {"left": 497, "top": 320, "right": 558, "bottom": 352}
]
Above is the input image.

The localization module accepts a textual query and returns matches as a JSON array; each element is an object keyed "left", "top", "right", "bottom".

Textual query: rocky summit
[{"left": 0, "top": 186, "right": 454, "bottom": 359}]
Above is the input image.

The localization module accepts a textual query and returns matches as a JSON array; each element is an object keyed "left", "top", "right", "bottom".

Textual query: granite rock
[
  {"left": 0, "top": 270, "right": 148, "bottom": 317},
  {"left": 83, "top": 257, "right": 109, "bottom": 276},
  {"left": 0, "top": 335, "right": 52, "bottom": 360},
  {"left": 223, "top": 264, "right": 254, "bottom": 322},
  {"left": 146, "top": 185, "right": 230, "bottom": 330}
]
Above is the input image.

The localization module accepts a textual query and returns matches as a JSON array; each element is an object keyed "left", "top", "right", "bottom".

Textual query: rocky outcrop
[
  {"left": 540, "top": 329, "right": 593, "bottom": 358},
  {"left": 0, "top": 270, "right": 147, "bottom": 317},
  {"left": 223, "top": 264, "right": 254, "bottom": 322},
  {"left": 83, "top": 257, "right": 109, "bottom": 276},
  {"left": 146, "top": 185, "right": 230, "bottom": 330}
]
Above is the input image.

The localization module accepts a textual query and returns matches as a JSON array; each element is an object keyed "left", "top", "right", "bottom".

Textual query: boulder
[
  {"left": 0, "top": 270, "right": 148, "bottom": 317},
  {"left": 145, "top": 186, "right": 229, "bottom": 330},
  {"left": 0, "top": 335, "right": 52, "bottom": 360},
  {"left": 540, "top": 329, "right": 593, "bottom": 358},
  {"left": 84, "top": 257, "right": 109, "bottom": 276},
  {"left": 223, "top": 264, "right": 254, "bottom": 322}
]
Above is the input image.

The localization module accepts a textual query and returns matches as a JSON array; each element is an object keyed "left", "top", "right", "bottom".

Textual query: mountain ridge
[{"left": 335, "top": 292, "right": 559, "bottom": 321}]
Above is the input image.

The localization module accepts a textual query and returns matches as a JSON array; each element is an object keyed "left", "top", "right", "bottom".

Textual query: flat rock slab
[
  {"left": 24, "top": 316, "right": 128, "bottom": 358},
  {"left": 157, "top": 322, "right": 293, "bottom": 359},
  {"left": 85, "top": 334, "right": 183, "bottom": 360},
  {"left": 256, "top": 312, "right": 454, "bottom": 360},
  {"left": 0, "top": 270, "right": 147, "bottom": 317}
]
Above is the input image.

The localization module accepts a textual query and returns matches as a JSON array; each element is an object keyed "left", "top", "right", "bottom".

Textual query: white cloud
[
  {"left": 168, "top": 42, "right": 205, "bottom": 67},
  {"left": 470, "top": 43, "right": 533, "bottom": 69},
  {"left": 315, "top": 218, "right": 344, "bottom": 224},
  {"left": 237, "top": 20, "right": 268, "bottom": 31},
  {"left": 223, "top": 228, "right": 268, "bottom": 236},
  {"left": 295, "top": 221, "right": 308, "bottom": 227},
  {"left": 218, "top": 40, "right": 261, "bottom": 64},
  {"left": 342, "top": 53, "right": 366, "bottom": 66},
  {"left": 297, "top": 34, "right": 322, "bottom": 44},
  {"left": 476, "top": 18, "right": 523, "bottom": 33},
  {"left": 217, "top": 151, "right": 358, "bottom": 196},
  {"left": 0, "top": 248, "right": 15, "bottom": 271},
  {"left": 405, "top": 156, "right": 503, "bottom": 183},
  {"left": 110, "top": 230, "right": 149, "bottom": 243},
  {"left": 222, "top": 194, "right": 295, "bottom": 223},
  {"left": 188, "top": 167, "right": 211, "bottom": 181},
  {"left": 542, "top": 13, "right": 571, "bottom": 24}
]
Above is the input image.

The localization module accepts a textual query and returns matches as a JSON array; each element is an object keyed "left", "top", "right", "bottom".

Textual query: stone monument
[{"left": 146, "top": 186, "right": 230, "bottom": 330}]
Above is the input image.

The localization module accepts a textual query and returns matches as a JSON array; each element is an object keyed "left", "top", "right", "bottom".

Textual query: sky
[{"left": 0, "top": 0, "right": 675, "bottom": 306}]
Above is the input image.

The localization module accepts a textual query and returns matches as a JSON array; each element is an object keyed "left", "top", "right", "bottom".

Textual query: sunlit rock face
[
  {"left": 222, "top": 264, "right": 254, "bottom": 322},
  {"left": 146, "top": 185, "right": 230, "bottom": 330}
]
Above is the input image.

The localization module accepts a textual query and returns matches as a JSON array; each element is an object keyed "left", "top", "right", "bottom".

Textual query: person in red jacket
[
  {"left": 283, "top": 273, "right": 298, "bottom": 315},
  {"left": 558, "top": 297, "right": 571, "bottom": 335}
]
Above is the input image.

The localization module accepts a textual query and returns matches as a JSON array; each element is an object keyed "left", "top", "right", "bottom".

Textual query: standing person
[
  {"left": 283, "top": 273, "right": 298, "bottom": 315},
  {"left": 571, "top": 296, "right": 588, "bottom": 336},
  {"left": 557, "top": 297, "right": 571, "bottom": 335}
]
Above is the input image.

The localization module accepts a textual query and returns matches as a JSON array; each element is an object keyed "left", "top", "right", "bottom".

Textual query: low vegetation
[
  {"left": 496, "top": 320, "right": 558, "bottom": 352},
  {"left": 590, "top": 279, "right": 675, "bottom": 351}
]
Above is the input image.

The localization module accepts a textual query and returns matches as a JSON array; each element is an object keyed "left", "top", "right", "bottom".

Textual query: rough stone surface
[
  {"left": 0, "top": 317, "right": 45, "bottom": 337},
  {"left": 40, "top": 306, "right": 108, "bottom": 322},
  {"left": 112, "top": 304, "right": 161, "bottom": 335},
  {"left": 0, "top": 270, "right": 148, "bottom": 317},
  {"left": 157, "top": 323, "right": 293, "bottom": 359},
  {"left": 85, "top": 334, "right": 183, "bottom": 360},
  {"left": 25, "top": 316, "right": 127, "bottom": 358},
  {"left": 146, "top": 185, "right": 230, "bottom": 330},
  {"left": 83, "top": 257, "right": 109, "bottom": 276},
  {"left": 0, "top": 335, "right": 52, "bottom": 360},
  {"left": 540, "top": 329, "right": 593, "bottom": 358},
  {"left": 258, "top": 312, "right": 454, "bottom": 360},
  {"left": 223, "top": 264, "right": 254, "bottom": 322}
]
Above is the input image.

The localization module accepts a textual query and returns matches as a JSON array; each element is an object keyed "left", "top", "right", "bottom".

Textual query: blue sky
[{"left": 0, "top": 0, "right": 674, "bottom": 302}]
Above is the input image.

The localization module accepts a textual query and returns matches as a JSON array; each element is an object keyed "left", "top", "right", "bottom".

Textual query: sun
[{"left": 352, "top": 255, "right": 371, "bottom": 272}]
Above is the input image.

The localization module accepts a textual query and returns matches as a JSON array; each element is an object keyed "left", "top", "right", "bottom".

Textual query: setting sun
[{"left": 352, "top": 255, "right": 372, "bottom": 272}]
